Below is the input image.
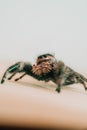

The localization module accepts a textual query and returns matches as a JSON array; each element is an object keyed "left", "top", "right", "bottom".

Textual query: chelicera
[{"left": 1, "top": 53, "right": 87, "bottom": 93}]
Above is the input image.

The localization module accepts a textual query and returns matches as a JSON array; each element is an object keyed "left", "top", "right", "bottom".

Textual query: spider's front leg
[
  {"left": 56, "top": 78, "right": 62, "bottom": 93},
  {"left": 55, "top": 74, "right": 69, "bottom": 93},
  {"left": 1, "top": 62, "right": 32, "bottom": 84}
]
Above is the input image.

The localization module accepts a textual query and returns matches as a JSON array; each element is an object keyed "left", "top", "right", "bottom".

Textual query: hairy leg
[
  {"left": 78, "top": 79, "right": 87, "bottom": 90},
  {"left": 15, "top": 73, "right": 26, "bottom": 81},
  {"left": 63, "top": 73, "right": 87, "bottom": 90},
  {"left": 56, "top": 77, "right": 66, "bottom": 93},
  {"left": 1, "top": 62, "right": 26, "bottom": 84},
  {"left": 8, "top": 72, "right": 17, "bottom": 80},
  {"left": 73, "top": 72, "right": 87, "bottom": 90},
  {"left": 63, "top": 81, "right": 75, "bottom": 86}
]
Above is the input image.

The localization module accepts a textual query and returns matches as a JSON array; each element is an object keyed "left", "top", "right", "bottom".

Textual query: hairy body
[{"left": 1, "top": 53, "right": 87, "bottom": 93}]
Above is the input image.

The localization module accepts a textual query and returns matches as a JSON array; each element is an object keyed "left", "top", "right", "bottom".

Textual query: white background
[{"left": 0, "top": 0, "right": 87, "bottom": 71}]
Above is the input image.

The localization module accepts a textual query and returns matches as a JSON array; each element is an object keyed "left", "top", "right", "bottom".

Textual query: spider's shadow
[
  {"left": 62, "top": 84, "right": 86, "bottom": 94},
  {"left": 10, "top": 79, "right": 55, "bottom": 91},
  {"left": 8, "top": 73, "right": 86, "bottom": 94}
]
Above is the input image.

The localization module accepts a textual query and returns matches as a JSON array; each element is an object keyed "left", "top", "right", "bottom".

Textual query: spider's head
[{"left": 36, "top": 53, "right": 57, "bottom": 65}]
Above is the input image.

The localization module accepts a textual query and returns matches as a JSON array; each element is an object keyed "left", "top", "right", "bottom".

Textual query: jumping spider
[{"left": 1, "top": 53, "right": 87, "bottom": 93}]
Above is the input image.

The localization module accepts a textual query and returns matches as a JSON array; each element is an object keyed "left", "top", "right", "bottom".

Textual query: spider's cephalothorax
[
  {"left": 1, "top": 53, "right": 87, "bottom": 93},
  {"left": 32, "top": 53, "right": 57, "bottom": 76}
]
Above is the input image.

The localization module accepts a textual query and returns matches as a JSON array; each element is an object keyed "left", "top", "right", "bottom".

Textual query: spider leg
[
  {"left": 63, "top": 81, "right": 75, "bottom": 86},
  {"left": 1, "top": 62, "right": 32, "bottom": 84},
  {"left": 55, "top": 63, "right": 87, "bottom": 93},
  {"left": 55, "top": 72, "right": 77, "bottom": 92},
  {"left": 79, "top": 80, "right": 87, "bottom": 90},
  {"left": 15, "top": 73, "right": 26, "bottom": 81},
  {"left": 56, "top": 80, "right": 62, "bottom": 93},
  {"left": 62, "top": 74, "right": 78, "bottom": 86},
  {"left": 56, "top": 76, "right": 78, "bottom": 93},
  {"left": 73, "top": 72, "right": 87, "bottom": 90},
  {"left": 63, "top": 72, "right": 87, "bottom": 90},
  {"left": 8, "top": 72, "right": 17, "bottom": 80},
  {"left": 75, "top": 75, "right": 87, "bottom": 90},
  {"left": 56, "top": 76, "right": 67, "bottom": 93}
]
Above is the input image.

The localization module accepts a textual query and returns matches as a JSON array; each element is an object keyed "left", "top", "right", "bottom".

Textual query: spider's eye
[
  {"left": 38, "top": 55, "right": 47, "bottom": 59},
  {"left": 38, "top": 56, "right": 42, "bottom": 59},
  {"left": 43, "top": 55, "right": 47, "bottom": 58}
]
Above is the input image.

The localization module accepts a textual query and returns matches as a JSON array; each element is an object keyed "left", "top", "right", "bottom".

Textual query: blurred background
[
  {"left": 0, "top": 1, "right": 87, "bottom": 129},
  {"left": 0, "top": 0, "right": 87, "bottom": 71}
]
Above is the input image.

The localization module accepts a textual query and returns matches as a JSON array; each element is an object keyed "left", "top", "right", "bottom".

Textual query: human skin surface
[{"left": 0, "top": 62, "right": 87, "bottom": 129}]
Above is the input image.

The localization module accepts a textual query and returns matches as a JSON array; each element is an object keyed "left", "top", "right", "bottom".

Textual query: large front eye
[
  {"left": 43, "top": 55, "right": 47, "bottom": 58},
  {"left": 38, "top": 56, "right": 43, "bottom": 59}
]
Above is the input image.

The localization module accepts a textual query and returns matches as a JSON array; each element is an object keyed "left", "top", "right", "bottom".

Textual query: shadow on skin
[
  {"left": 62, "top": 84, "right": 86, "bottom": 94},
  {"left": 9, "top": 79, "right": 86, "bottom": 94},
  {"left": 9, "top": 80, "right": 55, "bottom": 92}
]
